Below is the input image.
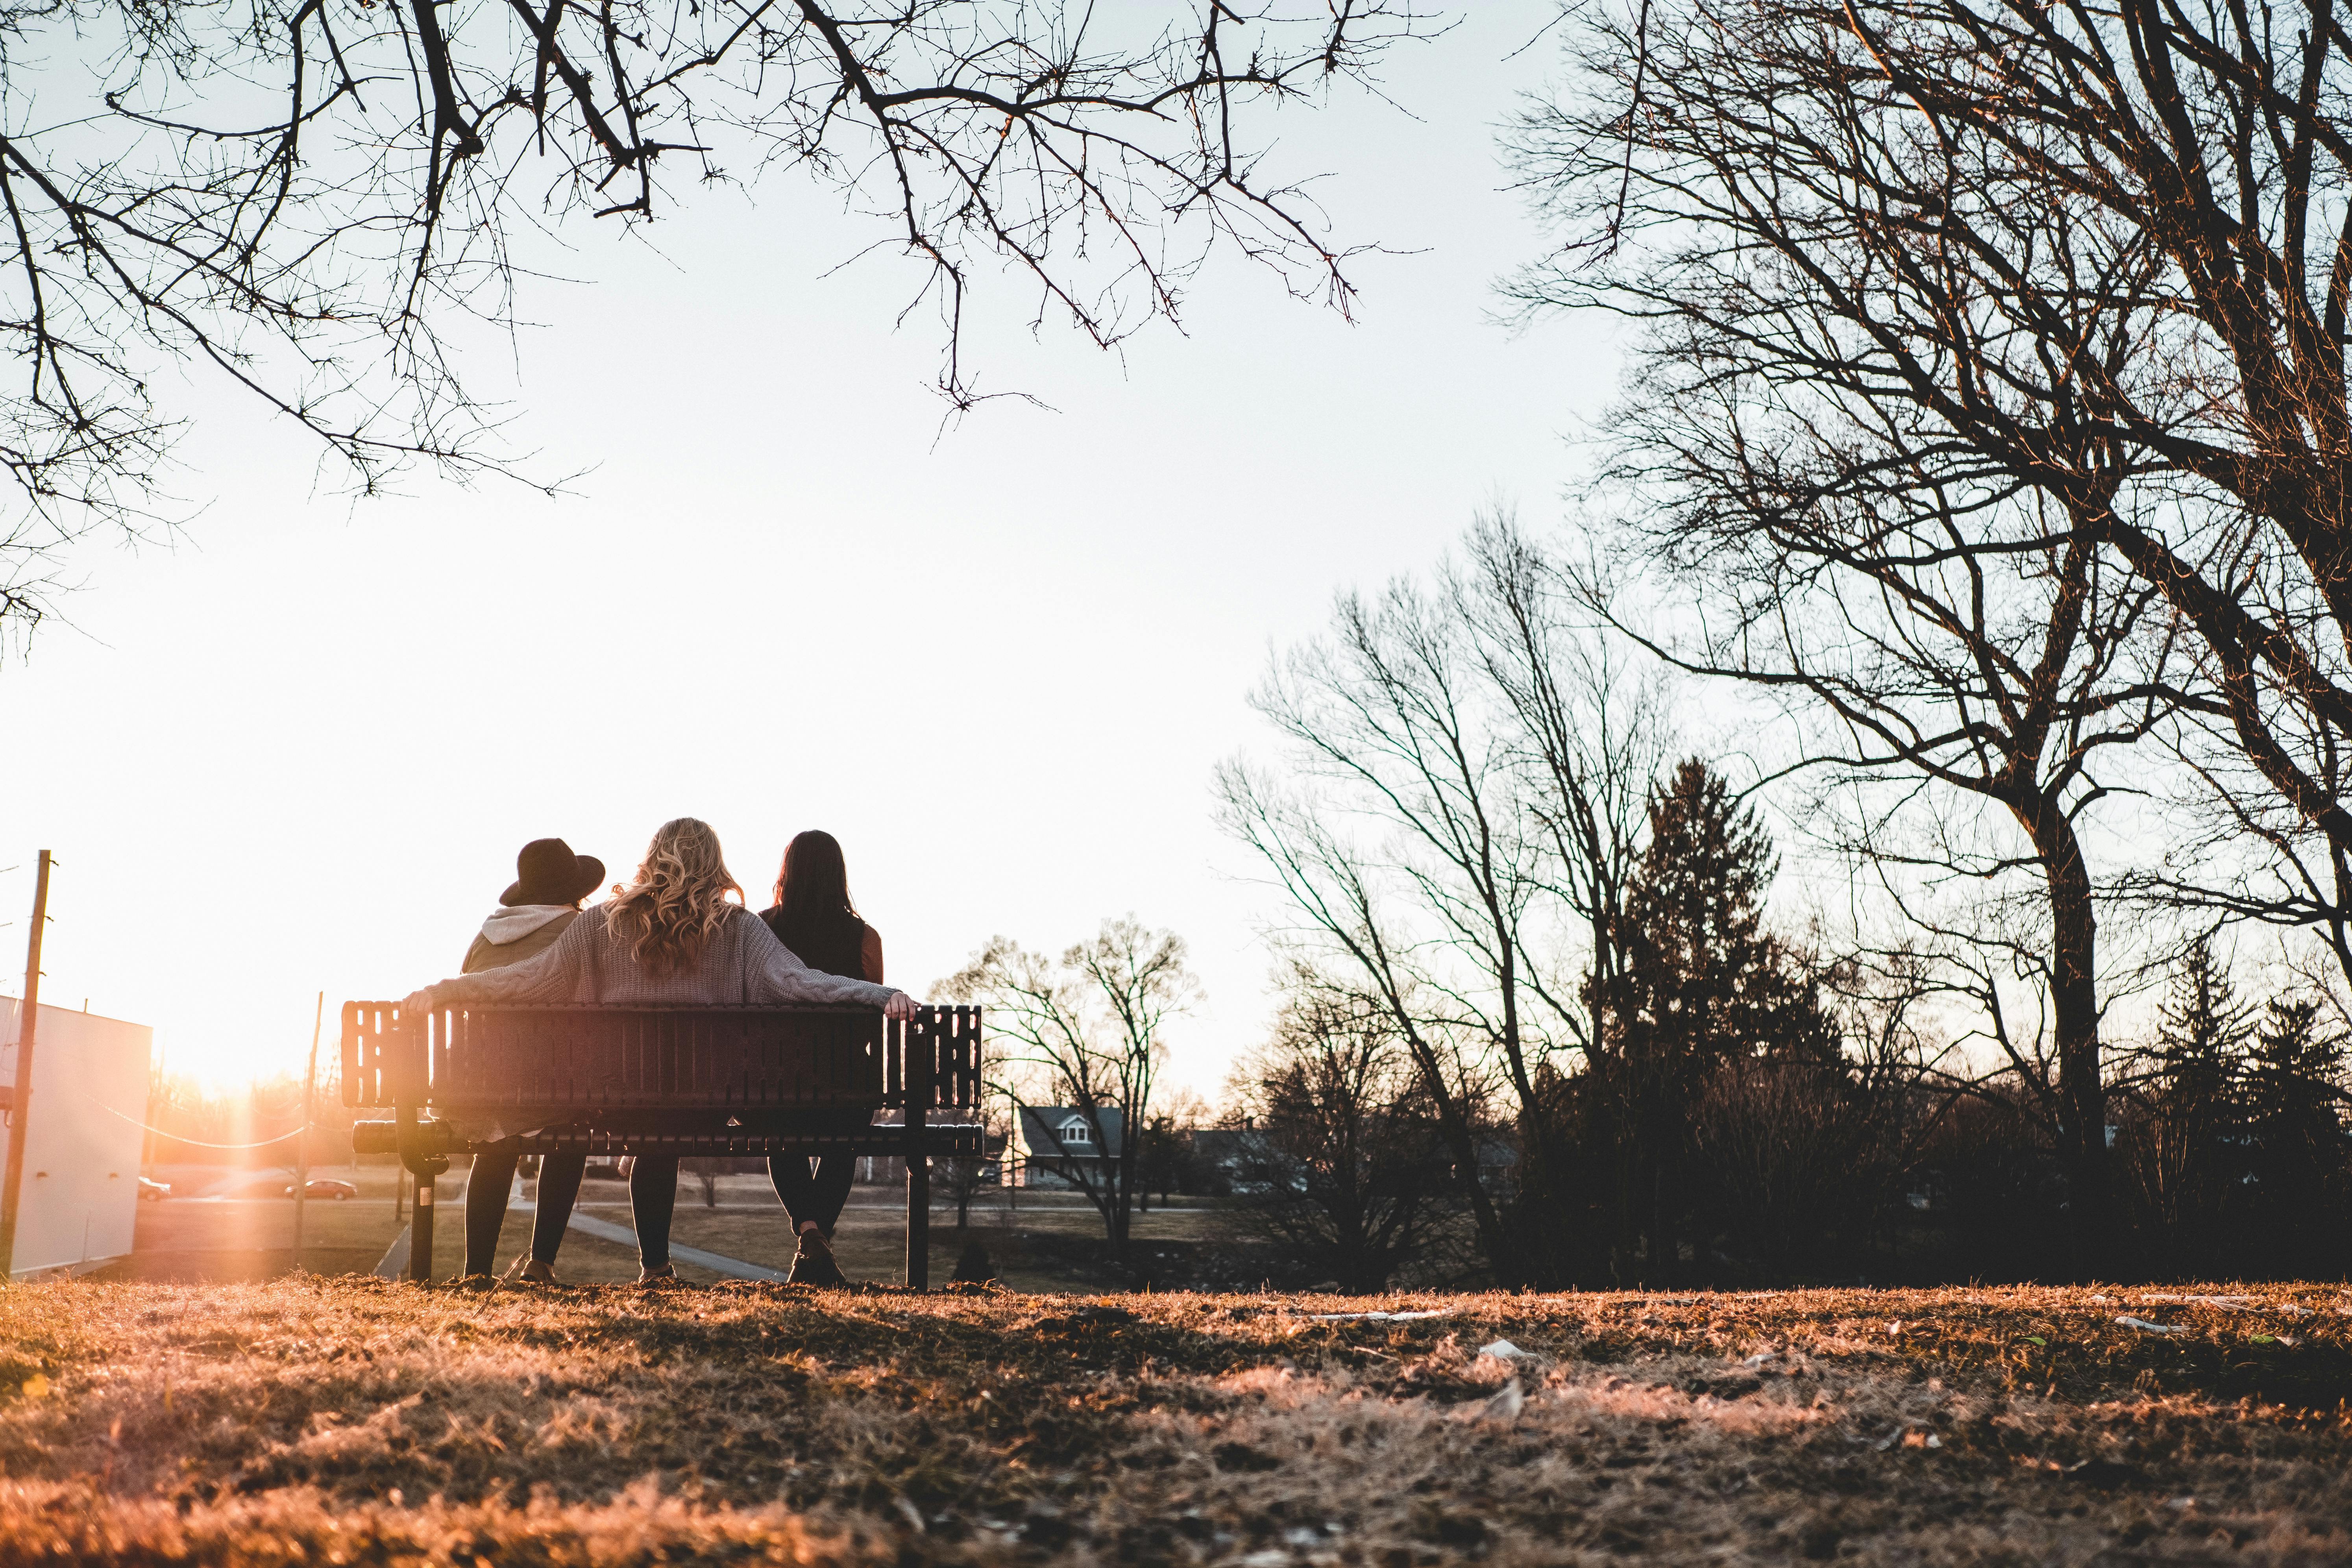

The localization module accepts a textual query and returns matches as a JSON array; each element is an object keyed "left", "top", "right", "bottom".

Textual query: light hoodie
[{"left": 461, "top": 905, "right": 581, "bottom": 974}]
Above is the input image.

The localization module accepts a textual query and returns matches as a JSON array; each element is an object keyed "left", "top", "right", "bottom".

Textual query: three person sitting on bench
[{"left": 403, "top": 817, "right": 918, "bottom": 1285}]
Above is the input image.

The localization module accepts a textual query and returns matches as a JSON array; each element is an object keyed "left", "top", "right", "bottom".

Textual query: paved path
[
  {"left": 375, "top": 1172, "right": 791, "bottom": 1282},
  {"left": 555, "top": 1211, "right": 790, "bottom": 1281}
]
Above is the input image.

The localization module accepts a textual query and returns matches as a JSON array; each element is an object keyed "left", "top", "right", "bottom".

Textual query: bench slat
[{"left": 341, "top": 1002, "right": 983, "bottom": 1114}]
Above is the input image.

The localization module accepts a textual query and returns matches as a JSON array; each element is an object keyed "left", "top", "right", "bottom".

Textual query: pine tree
[
  {"left": 2128, "top": 936, "right": 2255, "bottom": 1268},
  {"left": 2242, "top": 996, "right": 2352, "bottom": 1273},
  {"left": 2154, "top": 937, "right": 2252, "bottom": 1106},
  {"left": 1596, "top": 759, "right": 1836, "bottom": 1283},
  {"left": 1614, "top": 760, "right": 1834, "bottom": 1070},
  {"left": 2246, "top": 996, "right": 2344, "bottom": 1122}
]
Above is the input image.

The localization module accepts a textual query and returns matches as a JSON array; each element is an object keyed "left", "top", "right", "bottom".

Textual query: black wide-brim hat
[{"left": 502, "top": 838, "right": 606, "bottom": 907}]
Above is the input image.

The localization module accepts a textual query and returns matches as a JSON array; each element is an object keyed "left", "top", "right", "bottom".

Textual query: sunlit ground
[{"left": 3, "top": 1278, "right": 2350, "bottom": 1564}]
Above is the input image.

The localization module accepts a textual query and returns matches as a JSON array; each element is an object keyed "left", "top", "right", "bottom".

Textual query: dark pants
[
  {"left": 768, "top": 1152, "right": 856, "bottom": 1235},
  {"left": 629, "top": 1110, "right": 874, "bottom": 1270},
  {"left": 628, "top": 1154, "right": 682, "bottom": 1271},
  {"left": 464, "top": 1146, "right": 587, "bottom": 1276}
]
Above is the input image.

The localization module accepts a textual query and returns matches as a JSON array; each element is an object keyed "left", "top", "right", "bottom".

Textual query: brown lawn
[{"left": 2, "top": 1278, "right": 2350, "bottom": 1564}]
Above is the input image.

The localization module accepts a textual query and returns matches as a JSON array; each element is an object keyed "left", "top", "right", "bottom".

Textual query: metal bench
[{"left": 342, "top": 1001, "right": 983, "bottom": 1285}]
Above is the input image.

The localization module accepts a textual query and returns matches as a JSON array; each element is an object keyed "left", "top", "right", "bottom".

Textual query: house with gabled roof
[{"left": 1011, "top": 1105, "right": 1124, "bottom": 1189}]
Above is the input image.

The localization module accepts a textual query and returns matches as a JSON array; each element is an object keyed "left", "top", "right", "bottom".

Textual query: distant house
[
  {"left": 1184, "top": 1126, "right": 1276, "bottom": 1195},
  {"left": 1013, "top": 1106, "right": 1125, "bottom": 1189}
]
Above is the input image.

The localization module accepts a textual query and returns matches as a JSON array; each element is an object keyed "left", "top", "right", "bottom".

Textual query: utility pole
[
  {"left": 0, "top": 851, "right": 54, "bottom": 1281},
  {"left": 291, "top": 991, "right": 322, "bottom": 1273}
]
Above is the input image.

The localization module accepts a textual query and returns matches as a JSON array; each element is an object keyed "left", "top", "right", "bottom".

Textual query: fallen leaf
[{"left": 20, "top": 1375, "right": 48, "bottom": 1400}]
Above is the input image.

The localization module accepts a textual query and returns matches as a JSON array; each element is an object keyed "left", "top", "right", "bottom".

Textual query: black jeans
[
  {"left": 768, "top": 1152, "right": 856, "bottom": 1235},
  {"left": 630, "top": 1110, "right": 874, "bottom": 1270},
  {"left": 628, "top": 1154, "right": 681, "bottom": 1270},
  {"left": 464, "top": 1146, "right": 587, "bottom": 1276}
]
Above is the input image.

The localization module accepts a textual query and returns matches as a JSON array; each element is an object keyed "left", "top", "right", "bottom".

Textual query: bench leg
[
  {"left": 411, "top": 1176, "right": 435, "bottom": 1283},
  {"left": 906, "top": 1145, "right": 929, "bottom": 1289}
]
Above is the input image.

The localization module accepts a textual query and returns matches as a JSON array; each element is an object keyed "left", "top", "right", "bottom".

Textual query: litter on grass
[
  {"left": 2115, "top": 1315, "right": 2185, "bottom": 1334},
  {"left": 1306, "top": 1309, "right": 1450, "bottom": 1323},
  {"left": 2141, "top": 1294, "right": 2258, "bottom": 1310},
  {"left": 1477, "top": 1339, "right": 1532, "bottom": 1363},
  {"left": 1476, "top": 1381, "right": 1524, "bottom": 1421}
]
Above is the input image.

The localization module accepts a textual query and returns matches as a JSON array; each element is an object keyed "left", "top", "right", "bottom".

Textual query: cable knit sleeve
[
  {"left": 742, "top": 911, "right": 897, "bottom": 1006},
  {"left": 427, "top": 909, "right": 595, "bottom": 1006}
]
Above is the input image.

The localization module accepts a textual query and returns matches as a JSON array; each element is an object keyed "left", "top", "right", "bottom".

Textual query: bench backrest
[{"left": 342, "top": 1003, "right": 982, "bottom": 1116}]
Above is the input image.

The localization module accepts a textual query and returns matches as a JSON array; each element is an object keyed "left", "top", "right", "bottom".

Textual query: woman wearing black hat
[{"left": 460, "top": 838, "right": 603, "bottom": 1285}]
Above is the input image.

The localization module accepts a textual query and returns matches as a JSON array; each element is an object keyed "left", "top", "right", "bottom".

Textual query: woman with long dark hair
[{"left": 761, "top": 830, "right": 883, "bottom": 1285}]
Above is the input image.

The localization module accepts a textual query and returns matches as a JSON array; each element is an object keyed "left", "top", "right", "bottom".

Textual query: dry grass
[{"left": 3, "top": 1278, "right": 2351, "bottom": 1564}]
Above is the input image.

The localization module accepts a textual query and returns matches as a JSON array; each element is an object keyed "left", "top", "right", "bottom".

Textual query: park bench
[{"left": 342, "top": 1002, "right": 983, "bottom": 1286}]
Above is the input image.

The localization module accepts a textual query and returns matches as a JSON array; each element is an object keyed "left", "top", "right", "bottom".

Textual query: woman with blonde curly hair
[{"left": 403, "top": 817, "right": 917, "bottom": 1282}]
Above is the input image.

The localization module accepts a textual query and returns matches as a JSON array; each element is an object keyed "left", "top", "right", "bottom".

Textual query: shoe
[
  {"left": 503, "top": 1255, "right": 557, "bottom": 1285},
  {"left": 788, "top": 1227, "right": 848, "bottom": 1288},
  {"left": 637, "top": 1263, "right": 681, "bottom": 1286}
]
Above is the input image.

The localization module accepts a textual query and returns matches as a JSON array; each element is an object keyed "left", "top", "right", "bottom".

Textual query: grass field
[{"left": 2, "top": 1276, "right": 2350, "bottom": 1564}]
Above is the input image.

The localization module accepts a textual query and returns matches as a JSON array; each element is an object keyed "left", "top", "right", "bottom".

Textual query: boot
[
  {"left": 505, "top": 1255, "right": 557, "bottom": 1285},
  {"left": 788, "top": 1226, "right": 848, "bottom": 1287}
]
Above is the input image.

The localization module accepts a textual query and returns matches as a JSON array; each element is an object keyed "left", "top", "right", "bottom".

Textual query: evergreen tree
[
  {"left": 2125, "top": 937, "right": 2255, "bottom": 1271},
  {"left": 1596, "top": 760, "right": 1836, "bottom": 1282},
  {"left": 2243, "top": 996, "right": 2352, "bottom": 1274},
  {"left": 2246, "top": 997, "right": 2344, "bottom": 1124},
  {"left": 1614, "top": 761, "right": 1835, "bottom": 1071},
  {"left": 2155, "top": 937, "right": 2252, "bottom": 1106}
]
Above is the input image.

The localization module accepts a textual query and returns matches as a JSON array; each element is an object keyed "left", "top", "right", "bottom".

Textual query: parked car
[
  {"left": 137, "top": 1177, "right": 172, "bottom": 1202},
  {"left": 284, "top": 1178, "right": 358, "bottom": 1201}
]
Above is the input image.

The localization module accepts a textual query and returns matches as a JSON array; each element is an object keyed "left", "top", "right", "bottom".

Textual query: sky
[{"left": 0, "top": 3, "right": 1617, "bottom": 1095}]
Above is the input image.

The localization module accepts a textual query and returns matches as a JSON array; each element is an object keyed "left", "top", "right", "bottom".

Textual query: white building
[{"left": 1, "top": 1000, "right": 153, "bottom": 1279}]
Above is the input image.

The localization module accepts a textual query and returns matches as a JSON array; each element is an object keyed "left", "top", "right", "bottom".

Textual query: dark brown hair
[
  {"left": 766, "top": 830, "right": 867, "bottom": 978},
  {"left": 773, "top": 830, "right": 859, "bottom": 920}
]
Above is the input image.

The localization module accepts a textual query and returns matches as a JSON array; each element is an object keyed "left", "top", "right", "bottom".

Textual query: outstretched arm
[
  {"left": 746, "top": 915, "right": 916, "bottom": 1017},
  {"left": 402, "top": 911, "right": 590, "bottom": 1012}
]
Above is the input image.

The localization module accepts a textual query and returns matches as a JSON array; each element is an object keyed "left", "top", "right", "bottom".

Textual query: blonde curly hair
[{"left": 603, "top": 817, "right": 744, "bottom": 976}]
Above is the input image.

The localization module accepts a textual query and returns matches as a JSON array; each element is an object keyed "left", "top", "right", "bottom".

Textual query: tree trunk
[
  {"left": 1394, "top": 1034, "right": 1524, "bottom": 1284},
  {"left": 2021, "top": 794, "right": 2110, "bottom": 1275}
]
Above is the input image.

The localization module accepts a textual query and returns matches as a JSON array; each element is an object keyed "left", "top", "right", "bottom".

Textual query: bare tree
[
  {"left": 1229, "top": 966, "right": 1450, "bottom": 1293},
  {"left": 0, "top": 1, "right": 1438, "bottom": 643},
  {"left": 1556, "top": 466, "right": 2173, "bottom": 1256},
  {"left": 1135, "top": 1087, "right": 1211, "bottom": 1211},
  {"left": 1216, "top": 512, "right": 1670, "bottom": 1285},
  {"left": 1511, "top": 0, "right": 2352, "bottom": 990},
  {"left": 937, "top": 1084, "right": 1011, "bottom": 1231},
  {"left": 940, "top": 917, "right": 1194, "bottom": 1268}
]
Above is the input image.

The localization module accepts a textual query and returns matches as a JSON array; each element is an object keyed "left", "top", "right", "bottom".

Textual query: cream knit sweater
[{"left": 422, "top": 903, "right": 897, "bottom": 1011}]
